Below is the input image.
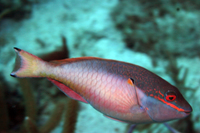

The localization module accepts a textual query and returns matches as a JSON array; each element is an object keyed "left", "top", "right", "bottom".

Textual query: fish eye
[{"left": 165, "top": 91, "right": 176, "bottom": 102}]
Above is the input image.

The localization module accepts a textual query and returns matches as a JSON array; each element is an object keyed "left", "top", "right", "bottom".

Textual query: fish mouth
[
  {"left": 182, "top": 104, "right": 192, "bottom": 116},
  {"left": 184, "top": 111, "right": 191, "bottom": 115},
  {"left": 184, "top": 110, "right": 191, "bottom": 115},
  {"left": 182, "top": 108, "right": 192, "bottom": 116}
]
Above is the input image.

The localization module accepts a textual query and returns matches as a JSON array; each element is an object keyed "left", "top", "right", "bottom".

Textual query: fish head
[{"left": 137, "top": 85, "right": 192, "bottom": 122}]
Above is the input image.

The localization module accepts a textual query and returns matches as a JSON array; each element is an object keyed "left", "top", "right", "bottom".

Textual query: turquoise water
[{"left": 0, "top": 0, "right": 199, "bottom": 132}]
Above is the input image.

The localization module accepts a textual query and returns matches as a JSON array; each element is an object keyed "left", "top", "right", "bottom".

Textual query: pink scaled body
[{"left": 10, "top": 47, "right": 192, "bottom": 124}]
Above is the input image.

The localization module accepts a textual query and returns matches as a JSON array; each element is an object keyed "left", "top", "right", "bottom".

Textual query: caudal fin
[{"left": 10, "top": 47, "right": 46, "bottom": 78}]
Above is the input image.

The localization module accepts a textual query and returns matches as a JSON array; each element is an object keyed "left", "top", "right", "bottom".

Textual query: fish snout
[{"left": 182, "top": 104, "right": 192, "bottom": 115}]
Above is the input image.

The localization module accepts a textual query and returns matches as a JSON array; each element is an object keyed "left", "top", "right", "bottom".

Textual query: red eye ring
[
  {"left": 165, "top": 92, "right": 176, "bottom": 102},
  {"left": 166, "top": 95, "right": 176, "bottom": 101}
]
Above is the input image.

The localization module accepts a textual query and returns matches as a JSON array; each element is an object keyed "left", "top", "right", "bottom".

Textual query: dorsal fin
[
  {"left": 47, "top": 78, "right": 88, "bottom": 103},
  {"left": 49, "top": 57, "right": 100, "bottom": 66}
]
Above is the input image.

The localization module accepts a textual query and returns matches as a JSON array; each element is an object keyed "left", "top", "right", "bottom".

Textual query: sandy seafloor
[{"left": 0, "top": 0, "right": 200, "bottom": 133}]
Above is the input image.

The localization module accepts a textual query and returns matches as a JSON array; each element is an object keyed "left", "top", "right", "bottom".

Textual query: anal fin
[
  {"left": 47, "top": 78, "right": 88, "bottom": 103},
  {"left": 104, "top": 115, "right": 125, "bottom": 123}
]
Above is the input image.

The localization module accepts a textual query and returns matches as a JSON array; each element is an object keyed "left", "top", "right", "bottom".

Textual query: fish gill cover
[{"left": 0, "top": 0, "right": 199, "bottom": 133}]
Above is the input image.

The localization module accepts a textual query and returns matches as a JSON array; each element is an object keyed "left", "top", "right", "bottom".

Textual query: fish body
[{"left": 10, "top": 48, "right": 192, "bottom": 124}]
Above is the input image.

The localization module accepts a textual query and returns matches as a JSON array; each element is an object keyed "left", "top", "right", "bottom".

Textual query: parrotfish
[{"left": 10, "top": 47, "right": 192, "bottom": 124}]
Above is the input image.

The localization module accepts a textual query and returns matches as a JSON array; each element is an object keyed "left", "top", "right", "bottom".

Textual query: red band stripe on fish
[
  {"left": 154, "top": 96, "right": 185, "bottom": 112},
  {"left": 159, "top": 91, "right": 164, "bottom": 97}
]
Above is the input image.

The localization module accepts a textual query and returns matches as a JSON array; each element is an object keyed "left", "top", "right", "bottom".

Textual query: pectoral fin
[
  {"left": 127, "top": 78, "right": 134, "bottom": 86},
  {"left": 48, "top": 78, "right": 88, "bottom": 103}
]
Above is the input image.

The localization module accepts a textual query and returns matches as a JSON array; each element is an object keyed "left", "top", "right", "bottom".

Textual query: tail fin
[{"left": 10, "top": 47, "right": 46, "bottom": 78}]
